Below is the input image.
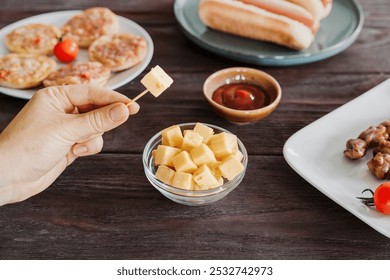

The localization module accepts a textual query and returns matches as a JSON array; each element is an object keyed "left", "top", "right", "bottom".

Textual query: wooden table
[{"left": 1, "top": 0, "right": 390, "bottom": 260}]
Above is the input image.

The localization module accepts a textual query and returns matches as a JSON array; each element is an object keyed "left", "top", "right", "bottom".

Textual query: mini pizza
[
  {"left": 88, "top": 33, "right": 147, "bottom": 72},
  {"left": 43, "top": 61, "right": 111, "bottom": 87},
  {"left": 62, "top": 7, "right": 119, "bottom": 48},
  {"left": 0, "top": 53, "right": 56, "bottom": 89},
  {"left": 5, "top": 23, "right": 61, "bottom": 55}
]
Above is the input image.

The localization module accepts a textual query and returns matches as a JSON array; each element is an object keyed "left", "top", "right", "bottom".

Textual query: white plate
[
  {"left": 0, "top": 10, "right": 154, "bottom": 100},
  {"left": 283, "top": 78, "right": 390, "bottom": 238}
]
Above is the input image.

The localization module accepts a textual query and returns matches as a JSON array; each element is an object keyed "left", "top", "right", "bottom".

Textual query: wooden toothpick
[{"left": 126, "top": 89, "right": 149, "bottom": 107}]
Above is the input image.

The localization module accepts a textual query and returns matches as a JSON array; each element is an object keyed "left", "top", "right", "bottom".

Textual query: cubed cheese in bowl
[{"left": 142, "top": 123, "right": 248, "bottom": 206}]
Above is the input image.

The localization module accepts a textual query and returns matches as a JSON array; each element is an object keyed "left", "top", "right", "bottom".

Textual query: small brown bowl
[{"left": 203, "top": 67, "right": 282, "bottom": 124}]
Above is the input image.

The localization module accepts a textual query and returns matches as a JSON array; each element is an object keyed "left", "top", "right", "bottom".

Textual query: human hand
[{"left": 0, "top": 85, "right": 139, "bottom": 206}]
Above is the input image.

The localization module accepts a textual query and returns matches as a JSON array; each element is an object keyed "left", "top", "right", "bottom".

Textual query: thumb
[{"left": 69, "top": 102, "right": 137, "bottom": 140}]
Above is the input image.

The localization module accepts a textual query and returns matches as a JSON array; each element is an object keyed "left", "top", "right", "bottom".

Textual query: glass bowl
[{"left": 142, "top": 123, "right": 248, "bottom": 206}]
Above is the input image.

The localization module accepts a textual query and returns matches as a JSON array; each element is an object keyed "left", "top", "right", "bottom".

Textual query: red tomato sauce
[{"left": 212, "top": 83, "right": 270, "bottom": 110}]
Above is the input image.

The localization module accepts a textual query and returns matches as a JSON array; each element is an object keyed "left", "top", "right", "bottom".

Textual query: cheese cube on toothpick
[
  {"left": 127, "top": 65, "right": 173, "bottom": 106},
  {"left": 141, "top": 65, "right": 173, "bottom": 97}
]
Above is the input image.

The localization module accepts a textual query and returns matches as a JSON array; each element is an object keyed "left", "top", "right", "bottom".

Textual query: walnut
[
  {"left": 374, "top": 140, "right": 390, "bottom": 155},
  {"left": 344, "top": 120, "right": 390, "bottom": 179},
  {"left": 358, "top": 125, "right": 388, "bottom": 147},
  {"left": 344, "top": 139, "right": 367, "bottom": 160},
  {"left": 367, "top": 152, "right": 390, "bottom": 180}
]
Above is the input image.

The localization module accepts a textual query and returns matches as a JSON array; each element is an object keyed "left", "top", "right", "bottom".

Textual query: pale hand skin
[{"left": 0, "top": 85, "right": 139, "bottom": 206}]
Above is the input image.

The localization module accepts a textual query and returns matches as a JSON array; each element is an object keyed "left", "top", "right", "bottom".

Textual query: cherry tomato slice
[
  {"left": 358, "top": 182, "right": 390, "bottom": 215},
  {"left": 54, "top": 37, "right": 79, "bottom": 63}
]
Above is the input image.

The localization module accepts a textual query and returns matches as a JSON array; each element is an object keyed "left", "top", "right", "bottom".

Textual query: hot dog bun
[
  {"left": 199, "top": 0, "right": 314, "bottom": 50},
  {"left": 240, "top": 0, "right": 319, "bottom": 33},
  {"left": 321, "top": 0, "right": 333, "bottom": 18},
  {"left": 286, "top": 0, "right": 332, "bottom": 20}
]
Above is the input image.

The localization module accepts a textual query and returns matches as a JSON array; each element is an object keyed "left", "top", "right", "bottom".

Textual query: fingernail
[
  {"left": 74, "top": 145, "right": 88, "bottom": 155},
  {"left": 109, "top": 104, "right": 128, "bottom": 122},
  {"left": 128, "top": 102, "right": 140, "bottom": 115}
]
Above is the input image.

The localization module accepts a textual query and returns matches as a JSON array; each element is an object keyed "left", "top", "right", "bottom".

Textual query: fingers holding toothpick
[{"left": 126, "top": 89, "right": 148, "bottom": 107}]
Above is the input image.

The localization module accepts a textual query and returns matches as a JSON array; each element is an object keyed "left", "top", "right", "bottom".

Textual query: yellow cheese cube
[
  {"left": 162, "top": 125, "right": 183, "bottom": 148},
  {"left": 154, "top": 145, "right": 181, "bottom": 167},
  {"left": 172, "top": 172, "right": 194, "bottom": 190},
  {"left": 192, "top": 164, "right": 220, "bottom": 189},
  {"left": 181, "top": 130, "right": 203, "bottom": 152},
  {"left": 155, "top": 165, "right": 176, "bottom": 185},
  {"left": 223, "top": 150, "right": 243, "bottom": 162},
  {"left": 210, "top": 132, "right": 238, "bottom": 160},
  {"left": 141, "top": 65, "right": 174, "bottom": 97},
  {"left": 209, "top": 161, "right": 223, "bottom": 180},
  {"left": 161, "top": 136, "right": 168, "bottom": 146},
  {"left": 190, "top": 143, "right": 217, "bottom": 166},
  {"left": 193, "top": 184, "right": 203, "bottom": 191},
  {"left": 172, "top": 151, "right": 198, "bottom": 173},
  {"left": 194, "top": 177, "right": 223, "bottom": 191},
  {"left": 227, "top": 133, "right": 238, "bottom": 153},
  {"left": 194, "top": 122, "right": 214, "bottom": 143},
  {"left": 183, "top": 129, "right": 191, "bottom": 136},
  {"left": 209, "top": 163, "right": 224, "bottom": 188},
  {"left": 216, "top": 177, "right": 224, "bottom": 187},
  {"left": 232, "top": 150, "right": 243, "bottom": 162},
  {"left": 219, "top": 155, "right": 245, "bottom": 181}
]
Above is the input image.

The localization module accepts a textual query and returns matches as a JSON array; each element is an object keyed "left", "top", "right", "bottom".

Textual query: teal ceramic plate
[{"left": 174, "top": 0, "right": 364, "bottom": 66}]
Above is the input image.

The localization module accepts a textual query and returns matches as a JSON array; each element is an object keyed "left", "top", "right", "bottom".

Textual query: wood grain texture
[
  {"left": 1, "top": 0, "right": 390, "bottom": 260},
  {"left": 1, "top": 154, "right": 390, "bottom": 259}
]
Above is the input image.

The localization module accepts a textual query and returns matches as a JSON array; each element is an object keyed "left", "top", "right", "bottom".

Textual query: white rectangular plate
[{"left": 283, "top": 78, "right": 390, "bottom": 238}]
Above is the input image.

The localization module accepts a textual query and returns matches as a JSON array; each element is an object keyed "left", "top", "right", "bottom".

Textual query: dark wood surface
[{"left": 1, "top": 0, "right": 390, "bottom": 259}]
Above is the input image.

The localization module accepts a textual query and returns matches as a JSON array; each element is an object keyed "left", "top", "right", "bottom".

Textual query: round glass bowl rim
[{"left": 142, "top": 122, "right": 248, "bottom": 197}]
